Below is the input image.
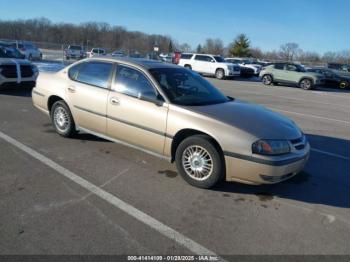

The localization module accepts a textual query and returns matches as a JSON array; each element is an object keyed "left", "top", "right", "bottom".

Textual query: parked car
[
  {"left": 111, "top": 50, "right": 126, "bottom": 57},
  {"left": 32, "top": 57, "right": 309, "bottom": 188},
  {"left": 327, "top": 63, "right": 350, "bottom": 73},
  {"left": 87, "top": 48, "right": 106, "bottom": 58},
  {"left": 307, "top": 67, "right": 350, "bottom": 89},
  {"left": 65, "top": 45, "right": 85, "bottom": 60},
  {"left": 0, "top": 41, "right": 25, "bottom": 59},
  {"left": 225, "top": 58, "right": 262, "bottom": 76},
  {"left": 159, "top": 53, "right": 172, "bottom": 63},
  {"left": 10, "top": 41, "right": 42, "bottom": 61},
  {"left": 259, "top": 63, "right": 325, "bottom": 90},
  {"left": 239, "top": 67, "right": 255, "bottom": 78},
  {"left": 0, "top": 46, "right": 39, "bottom": 89},
  {"left": 178, "top": 53, "right": 240, "bottom": 79},
  {"left": 145, "top": 52, "right": 162, "bottom": 61}
]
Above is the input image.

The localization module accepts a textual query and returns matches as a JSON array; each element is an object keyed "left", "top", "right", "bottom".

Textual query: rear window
[{"left": 180, "top": 54, "right": 193, "bottom": 60}]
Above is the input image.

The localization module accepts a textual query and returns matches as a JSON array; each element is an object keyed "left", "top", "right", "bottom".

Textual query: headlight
[
  {"left": 31, "top": 65, "right": 39, "bottom": 74},
  {"left": 252, "top": 139, "right": 290, "bottom": 155}
]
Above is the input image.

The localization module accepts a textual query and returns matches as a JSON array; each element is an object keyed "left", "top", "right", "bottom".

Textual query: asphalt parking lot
[{"left": 0, "top": 62, "right": 350, "bottom": 257}]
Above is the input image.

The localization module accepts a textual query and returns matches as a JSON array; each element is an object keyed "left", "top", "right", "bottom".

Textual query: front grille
[
  {"left": 20, "top": 65, "right": 33, "bottom": 78},
  {"left": 0, "top": 65, "right": 17, "bottom": 78},
  {"left": 290, "top": 135, "right": 306, "bottom": 151}
]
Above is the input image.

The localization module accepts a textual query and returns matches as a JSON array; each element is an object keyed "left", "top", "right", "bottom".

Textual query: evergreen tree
[{"left": 229, "top": 34, "right": 251, "bottom": 57}]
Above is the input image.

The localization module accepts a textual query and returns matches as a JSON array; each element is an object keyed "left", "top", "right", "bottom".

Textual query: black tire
[
  {"left": 66, "top": 56, "right": 70, "bottom": 60},
  {"left": 299, "top": 78, "right": 313, "bottom": 90},
  {"left": 262, "top": 74, "right": 273, "bottom": 85},
  {"left": 184, "top": 64, "right": 192, "bottom": 70},
  {"left": 175, "top": 135, "right": 224, "bottom": 189},
  {"left": 215, "top": 68, "right": 225, "bottom": 80},
  {"left": 50, "top": 100, "right": 77, "bottom": 137},
  {"left": 339, "top": 81, "right": 349, "bottom": 89}
]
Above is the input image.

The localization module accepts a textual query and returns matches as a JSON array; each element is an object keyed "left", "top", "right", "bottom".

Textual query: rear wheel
[
  {"left": 299, "top": 78, "right": 313, "bottom": 90},
  {"left": 262, "top": 74, "right": 273, "bottom": 85},
  {"left": 50, "top": 101, "right": 77, "bottom": 137},
  {"left": 184, "top": 64, "right": 192, "bottom": 70},
  {"left": 175, "top": 135, "right": 224, "bottom": 189},
  {"left": 215, "top": 68, "right": 225, "bottom": 80}
]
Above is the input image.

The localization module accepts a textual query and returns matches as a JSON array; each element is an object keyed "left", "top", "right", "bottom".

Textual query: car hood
[
  {"left": 0, "top": 58, "right": 31, "bottom": 65},
  {"left": 187, "top": 100, "right": 302, "bottom": 140}
]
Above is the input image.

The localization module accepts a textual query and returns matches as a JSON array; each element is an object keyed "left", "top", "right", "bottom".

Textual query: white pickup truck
[{"left": 178, "top": 53, "right": 241, "bottom": 79}]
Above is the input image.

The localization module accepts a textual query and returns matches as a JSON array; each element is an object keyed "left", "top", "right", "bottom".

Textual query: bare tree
[
  {"left": 0, "top": 18, "right": 173, "bottom": 54},
  {"left": 179, "top": 43, "right": 191, "bottom": 52},
  {"left": 279, "top": 43, "right": 301, "bottom": 62},
  {"left": 202, "top": 38, "right": 224, "bottom": 55}
]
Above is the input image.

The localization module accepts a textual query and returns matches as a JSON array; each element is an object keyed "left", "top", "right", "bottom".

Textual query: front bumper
[
  {"left": 226, "top": 69, "right": 241, "bottom": 77},
  {"left": 225, "top": 143, "right": 310, "bottom": 185}
]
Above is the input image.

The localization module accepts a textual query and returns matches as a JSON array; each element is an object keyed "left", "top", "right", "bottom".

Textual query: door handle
[
  {"left": 110, "top": 97, "right": 120, "bottom": 105},
  {"left": 68, "top": 86, "right": 76, "bottom": 93}
]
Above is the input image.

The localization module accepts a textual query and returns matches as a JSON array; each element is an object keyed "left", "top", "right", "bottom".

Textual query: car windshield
[
  {"left": 214, "top": 56, "right": 225, "bottom": 63},
  {"left": 70, "top": 46, "right": 82, "bottom": 50},
  {"left": 149, "top": 68, "right": 230, "bottom": 106},
  {"left": 0, "top": 47, "right": 15, "bottom": 58}
]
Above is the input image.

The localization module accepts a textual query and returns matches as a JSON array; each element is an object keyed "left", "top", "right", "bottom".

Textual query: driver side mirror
[
  {"left": 139, "top": 92, "right": 164, "bottom": 106},
  {"left": 210, "top": 59, "right": 215, "bottom": 63}
]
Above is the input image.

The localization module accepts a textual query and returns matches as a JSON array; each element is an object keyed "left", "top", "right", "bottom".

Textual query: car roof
[{"left": 85, "top": 56, "right": 180, "bottom": 70}]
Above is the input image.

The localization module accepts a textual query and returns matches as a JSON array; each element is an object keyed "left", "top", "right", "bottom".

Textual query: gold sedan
[{"left": 32, "top": 57, "right": 310, "bottom": 188}]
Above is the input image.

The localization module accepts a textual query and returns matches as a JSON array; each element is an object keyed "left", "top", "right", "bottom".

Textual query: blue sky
[{"left": 0, "top": 0, "right": 349, "bottom": 53}]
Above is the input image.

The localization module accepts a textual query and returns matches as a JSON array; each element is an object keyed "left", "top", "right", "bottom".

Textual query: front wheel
[
  {"left": 215, "top": 69, "right": 225, "bottom": 80},
  {"left": 299, "top": 79, "right": 313, "bottom": 90},
  {"left": 262, "top": 75, "right": 273, "bottom": 85},
  {"left": 50, "top": 101, "right": 77, "bottom": 137},
  {"left": 175, "top": 135, "right": 224, "bottom": 189},
  {"left": 184, "top": 65, "right": 192, "bottom": 70},
  {"left": 339, "top": 81, "right": 349, "bottom": 89}
]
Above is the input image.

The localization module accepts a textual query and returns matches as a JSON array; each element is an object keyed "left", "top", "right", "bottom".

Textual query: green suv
[{"left": 259, "top": 63, "right": 325, "bottom": 90}]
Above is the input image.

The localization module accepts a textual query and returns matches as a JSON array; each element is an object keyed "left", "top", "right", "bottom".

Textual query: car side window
[
  {"left": 194, "top": 55, "right": 203, "bottom": 61},
  {"left": 286, "top": 64, "right": 298, "bottom": 71},
  {"left": 113, "top": 65, "right": 157, "bottom": 99},
  {"left": 206, "top": 56, "right": 214, "bottom": 62},
  {"left": 75, "top": 61, "right": 113, "bottom": 89},
  {"left": 274, "top": 63, "right": 285, "bottom": 70},
  {"left": 68, "top": 64, "right": 81, "bottom": 80}
]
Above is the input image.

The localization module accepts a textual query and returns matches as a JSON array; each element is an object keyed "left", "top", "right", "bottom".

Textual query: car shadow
[
  {"left": 315, "top": 86, "right": 350, "bottom": 93},
  {"left": 268, "top": 83, "right": 350, "bottom": 93},
  {"left": 0, "top": 86, "right": 33, "bottom": 97},
  {"left": 72, "top": 132, "right": 110, "bottom": 143},
  {"left": 213, "top": 134, "right": 350, "bottom": 209}
]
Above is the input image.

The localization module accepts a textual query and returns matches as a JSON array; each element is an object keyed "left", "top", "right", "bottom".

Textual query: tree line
[
  {"left": 0, "top": 18, "right": 349, "bottom": 64},
  {"left": 185, "top": 34, "right": 350, "bottom": 64},
  {"left": 0, "top": 18, "right": 173, "bottom": 54}
]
